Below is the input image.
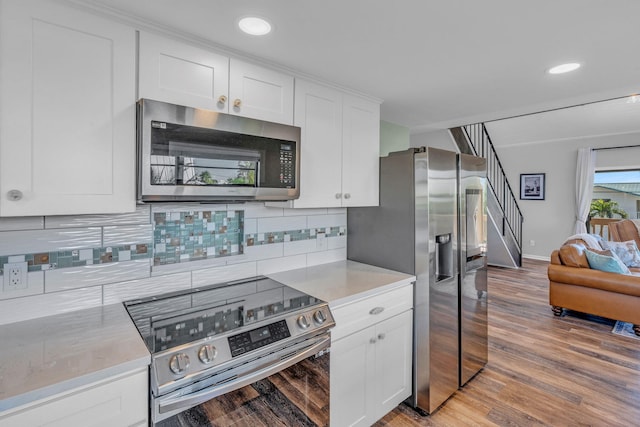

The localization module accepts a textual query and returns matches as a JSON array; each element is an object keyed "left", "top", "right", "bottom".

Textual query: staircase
[{"left": 451, "top": 124, "right": 523, "bottom": 267}]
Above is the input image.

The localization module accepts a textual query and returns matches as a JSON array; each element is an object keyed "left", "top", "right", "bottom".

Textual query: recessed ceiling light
[
  {"left": 238, "top": 17, "right": 272, "bottom": 36},
  {"left": 547, "top": 63, "right": 581, "bottom": 75}
]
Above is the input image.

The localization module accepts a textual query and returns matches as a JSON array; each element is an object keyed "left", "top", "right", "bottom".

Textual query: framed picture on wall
[{"left": 520, "top": 173, "right": 545, "bottom": 200}]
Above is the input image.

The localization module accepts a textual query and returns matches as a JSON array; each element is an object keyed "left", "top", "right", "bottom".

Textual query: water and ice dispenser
[{"left": 435, "top": 233, "right": 453, "bottom": 282}]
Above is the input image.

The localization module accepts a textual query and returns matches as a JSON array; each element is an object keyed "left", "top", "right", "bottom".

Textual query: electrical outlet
[
  {"left": 316, "top": 231, "right": 327, "bottom": 250},
  {"left": 3, "top": 262, "right": 28, "bottom": 291},
  {"left": 529, "top": 240, "right": 536, "bottom": 247}
]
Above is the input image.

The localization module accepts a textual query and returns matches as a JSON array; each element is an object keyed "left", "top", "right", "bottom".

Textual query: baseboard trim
[{"left": 523, "top": 254, "right": 550, "bottom": 262}]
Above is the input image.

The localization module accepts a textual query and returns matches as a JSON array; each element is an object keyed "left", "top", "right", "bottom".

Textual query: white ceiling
[
  {"left": 80, "top": 0, "right": 640, "bottom": 133},
  {"left": 486, "top": 95, "right": 640, "bottom": 147}
]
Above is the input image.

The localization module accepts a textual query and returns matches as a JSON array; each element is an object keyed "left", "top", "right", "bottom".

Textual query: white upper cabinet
[
  {"left": 269, "top": 79, "right": 380, "bottom": 208},
  {"left": 228, "top": 59, "right": 294, "bottom": 125},
  {"left": 290, "top": 80, "right": 344, "bottom": 208},
  {"left": 342, "top": 94, "right": 380, "bottom": 207},
  {"left": 138, "top": 32, "right": 294, "bottom": 125},
  {"left": 0, "top": 0, "right": 136, "bottom": 216},
  {"left": 138, "top": 32, "right": 229, "bottom": 112}
]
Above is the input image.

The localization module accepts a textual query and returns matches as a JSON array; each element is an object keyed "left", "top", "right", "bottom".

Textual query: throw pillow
[
  {"left": 584, "top": 249, "right": 631, "bottom": 274},
  {"left": 600, "top": 240, "right": 640, "bottom": 267}
]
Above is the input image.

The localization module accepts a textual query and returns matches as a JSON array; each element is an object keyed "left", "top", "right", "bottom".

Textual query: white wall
[
  {"left": 492, "top": 132, "right": 640, "bottom": 259},
  {"left": 380, "top": 120, "right": 410, "bottom": 156},
  {"left": 410, "top": 129, "right": 458, "bottom": 151}
]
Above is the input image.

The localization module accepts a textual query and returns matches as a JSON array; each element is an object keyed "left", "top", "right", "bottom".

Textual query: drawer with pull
[{"left": 330, "top": 283, "right": 413, "bottom": 342}]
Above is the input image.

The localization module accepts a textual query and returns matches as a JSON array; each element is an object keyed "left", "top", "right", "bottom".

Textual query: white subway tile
[
  {"left": 257, "top": 254, "right": 307, "bottom": 275},
  {"left": 151, "top": 256, "right": 227, "bottom": 276},
  {"left": 44, "top": 205, "right": 151, "bottom": 228},
  {"left": 45, "top": 259, "right": 151, "bottom": 292},
  {"left": 327, "top": 208, "right": 347, "bottom": 215},
  {"left": 307, "top": 213, "right": 347, "bottom": 229},
  {"left": 103, "top": 272, "right": 191, "bottom": 304},
  {"left": 227, "top": 202, "right": 283, "bottom": 219},
  {"left": 0, "top": 216, "right": 44, "bottom": 232},
  {"left": 0, "top": 287, "right": 102, "bottom": 325},
  {"left": 257, "top": 216, "right": 306, "bottom": 233},
  {"left": 283, "top": 208, "right": 327, "bottom": 216},
  {"left": 103, "top": 224, "right": 153, "bottom": 246},
  {"left": 244, "top": 218, "right": 257, "bottom": 235},
  {"left": 328, "top": 235, "right": 347, "bottom": 250},
  {"left": 0, "top": 271, "right": 44, "bottom": 300},
  {"left": 0, "top": 228, "right": 102, "bottom": 256},
  {"left": 284, "top": 239, "right": 320, "bottom": 256},
  {"left": 236, "top": 244, "right": 284, "bottom": 262},
  {"left": 192, "top": 262, "right": 258, "bottom": 288},
  {"left": 306, "top": 248, "right": 346, "bottom": 266}
]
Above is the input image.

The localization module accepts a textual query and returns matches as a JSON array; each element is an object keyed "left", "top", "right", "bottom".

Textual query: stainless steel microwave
[{"left": 137, "top": 99, "right": 301, "bottom": 202}]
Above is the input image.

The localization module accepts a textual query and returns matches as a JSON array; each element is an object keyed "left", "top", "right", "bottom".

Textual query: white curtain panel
[{"left": 575, "top": 147, "right": 596, "bottom": 234}]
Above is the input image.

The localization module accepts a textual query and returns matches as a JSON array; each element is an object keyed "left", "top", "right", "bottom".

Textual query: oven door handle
[{"left": 157, "top": 334, "right": 330, "bottom": 415}]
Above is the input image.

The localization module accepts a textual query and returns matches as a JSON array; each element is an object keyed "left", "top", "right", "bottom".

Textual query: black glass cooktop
[{"left": 124, "top": 276, "right": 322, "bottom": 353}]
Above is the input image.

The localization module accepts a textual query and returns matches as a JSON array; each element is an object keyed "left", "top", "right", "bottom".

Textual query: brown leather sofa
[
  {"left": 609, "top": 219, "right": 640, "bottom": 247},
  {"left": 548, "top": 242, "right": 640, "bottom": 336}
]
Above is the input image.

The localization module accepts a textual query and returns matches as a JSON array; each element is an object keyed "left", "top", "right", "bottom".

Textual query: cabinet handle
[
  {"left": 335, "top": 193, "right": 342, "bottom": 199},
  {"left": 378, "top": 333, "right": 386, "bottom": 340},
  {"left": 233, "top": 99, "right": 242, "bottom": 108},
  {"left": 369, "top": 338, "right": 377, "bottom": 344},
  {"left": 218, "top": 95, "right": 227, "bottom": 105},
  {"left": 6, "top": 190, "right": 23, "bottom": 201},
  {"left": 343, "top": 193, "right": 351, "bottom": 199},
  {"left": 369, "top": 307, "right": 384, "bottom": 315}
]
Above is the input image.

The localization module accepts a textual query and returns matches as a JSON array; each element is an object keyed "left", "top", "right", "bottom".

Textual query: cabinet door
[
  {"left": 341, "top": 95, "right": 380, "bottom": 207},
  {"left": 228, "top": 59, "right": 294, "bottom": 125},
  {"left": 0, "top": 0, "right": 136, "bottom": 216},
  {"left": 374, "top": 310, "right": 413, "bottom": 420},
  {"left": 291, "top": 80, "right": 343, "bottom": 208},
  {"left": 330, "top": 327, "right": 374, "bottom": 427},
  {"left": 138, "top": 31, "right": 230, "bottom": 111},
  {"left": 0, "top": 369, "right": 148, "bottom": 427}
]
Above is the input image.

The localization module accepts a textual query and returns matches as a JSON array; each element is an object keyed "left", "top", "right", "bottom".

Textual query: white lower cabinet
[
  {"left": 330, "top": 285, "right": 413, "bottom": 426},
  {"left": 0, "top": 368, "right": 148, "bottom": 427}
]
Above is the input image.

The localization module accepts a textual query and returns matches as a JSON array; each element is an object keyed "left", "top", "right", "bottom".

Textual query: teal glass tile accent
[
  {"left": 152, "top": 209, "right": 244, "bottom": 266},
  {"left": 0, "top": 209, "right": 343, "bottom": 274},
  {"left": 244, "top": 226, "right": 346, "bottom": 247}
]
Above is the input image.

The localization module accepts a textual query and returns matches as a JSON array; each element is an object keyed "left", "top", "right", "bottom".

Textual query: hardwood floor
[{"left": 374, "top": 259, "right": 640, "bottom": 427}]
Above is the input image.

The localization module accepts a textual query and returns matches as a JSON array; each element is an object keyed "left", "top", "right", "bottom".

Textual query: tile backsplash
[{"left": 0, "top": 203, "right": 347, "bottom": 325}]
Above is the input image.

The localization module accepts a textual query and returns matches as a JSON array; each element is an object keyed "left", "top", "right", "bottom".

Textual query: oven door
[{"left": 153, "top": 333, "right": 330, "bottom": 427}]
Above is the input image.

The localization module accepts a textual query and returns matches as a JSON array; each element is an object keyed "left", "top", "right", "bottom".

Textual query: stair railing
[{"left": 462, "top": 123, "right": 523, "bottom": 259}]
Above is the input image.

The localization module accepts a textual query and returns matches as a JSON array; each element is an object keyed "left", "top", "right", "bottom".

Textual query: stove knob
[
  {"left": 169, "top": 353, "right": 190, "bottom": 375},
  {"left": 198, "top": 344, "right": 218, "bottom": 364},
  {"left": 313, "top": 310, "right": 327, "bottom": 324},
  {"left": 297, "top": 314, "right": 310, "bottom": 330}
]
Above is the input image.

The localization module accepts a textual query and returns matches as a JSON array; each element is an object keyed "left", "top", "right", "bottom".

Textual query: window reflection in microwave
[{"left": 150, "top": 156, "right": 257, "bottom": 186}]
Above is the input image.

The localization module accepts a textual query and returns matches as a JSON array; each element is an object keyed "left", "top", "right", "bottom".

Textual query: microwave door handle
[
  {"left": 256, "top": 161, "right": 260, "bottom": 187},
  {"left": 157, "top": 334, "right": 330, "bottom": 415}
]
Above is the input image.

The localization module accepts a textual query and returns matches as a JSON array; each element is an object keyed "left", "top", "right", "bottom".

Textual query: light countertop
[
  {"left": 0, "top": 303, "right": 150, "bottom": 412},
  {"left": 269, "top": 260, "right": 416, "bottom": 308},
  {"left": 0, "top": 260, "right": 412, "bottom": 414}
]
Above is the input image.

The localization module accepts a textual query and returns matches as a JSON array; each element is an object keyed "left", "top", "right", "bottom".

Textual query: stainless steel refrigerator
[
  {"left": 347, "top": 147, "right": 487, "bottom": 415},
  {"left": 458, "top": 153, "right": 488, "bottom": 388}
]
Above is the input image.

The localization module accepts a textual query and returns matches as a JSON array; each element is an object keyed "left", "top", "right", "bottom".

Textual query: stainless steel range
[{"left": 124, "top": 276, "right": 334, "bottom": 426}]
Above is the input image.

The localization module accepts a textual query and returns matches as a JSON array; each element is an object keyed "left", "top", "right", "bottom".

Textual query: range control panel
[{"left": 228, "top": 320, "right": 291, "bottom": 357}]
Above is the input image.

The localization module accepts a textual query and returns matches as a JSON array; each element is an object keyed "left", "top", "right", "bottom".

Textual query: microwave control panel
[{"left": 279, "top": 144, "right": 295, "bottom": 187}]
